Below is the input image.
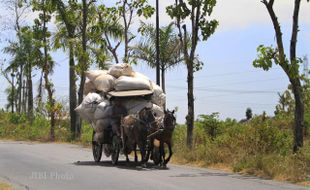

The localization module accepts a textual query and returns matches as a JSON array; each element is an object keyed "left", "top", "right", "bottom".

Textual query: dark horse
[{"left": 146, "top": 109, "right": 176, "bottom": 167}]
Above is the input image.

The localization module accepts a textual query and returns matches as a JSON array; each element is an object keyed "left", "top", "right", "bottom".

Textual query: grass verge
[{"left": 0, "top": 182, "right": 13, "bottom": 190}]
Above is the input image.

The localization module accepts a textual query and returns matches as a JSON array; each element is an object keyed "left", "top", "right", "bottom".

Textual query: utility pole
[
  {"left": 303, "top": 55, "right": 309, "bottom": 79},
  {"left": 155, "top": 0, "right": 160, "bottom": 86}
]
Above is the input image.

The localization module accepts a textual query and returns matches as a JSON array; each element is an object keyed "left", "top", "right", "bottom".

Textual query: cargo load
[{"left": 76, "top": 63, "right": 167, "bottom": 145}]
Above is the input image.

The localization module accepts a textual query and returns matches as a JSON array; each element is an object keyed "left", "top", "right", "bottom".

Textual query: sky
[{"left": 0, "top": 0, "right": 310, "bottom": 124}]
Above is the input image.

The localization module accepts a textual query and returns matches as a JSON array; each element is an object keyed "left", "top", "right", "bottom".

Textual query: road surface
[{"left": 0, "top": 141, "right": 308, "bottom": 190}]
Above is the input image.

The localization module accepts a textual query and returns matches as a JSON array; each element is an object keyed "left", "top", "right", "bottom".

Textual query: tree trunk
[
  {"left": 69, "top": 43, "right": 77, "bottom": 140},
  {"left": 186, "top": 60, "right": 194, "bottom": 148},
  {"left": 161, "top": 66, "right": 166, "bottom": 110},
  {"left": 17, "top": 65, "right": 23, "bottom": 113},
  {"left": 76, "top": 0, "right": 88, "bottom": 138},
  {"left": 22, "top": 79, "right": 26, "bottom": 113},
  {"left": 50, "top": 111, "right": 56, "bottom": 141},
  {"left": 77, "top": 75, "right": 85, "bottom": 138},
  {"left": 161, "top": 67, "right": 165, "bottom": 93},
  {"left": 290, "top": 0, "right": 303, "bottom": 152},
  {"left": 122, "top": 0, "right": 129, "bottom": 63},
  {"left": 37, "top": 70, "right": 44, "bottom": 112},
  {"left": 42, "top": 1, "right": 56, "bottom": 141},
  {"left": 27, "top": 63, "right": 33, "bottom": 123},
  {"left": 112, "top": 49, "right": 119, "bottom": 63},
  {"left": 11, "top": 75, "right": 15, "bottom": 113},
  {"left": 291, "top": 78, "right": 304, "bottom": 152},
  {"left": 44, "top": 72, "right": 56, "bottom": 141}
]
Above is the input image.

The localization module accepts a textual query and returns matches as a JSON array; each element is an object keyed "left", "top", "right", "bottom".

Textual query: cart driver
[{"left": 111, "top": 98, "right": 128, "bottom": 138}]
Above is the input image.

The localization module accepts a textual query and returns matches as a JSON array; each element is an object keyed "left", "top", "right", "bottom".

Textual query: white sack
[
  {"left": 75, "top": 93, "right": 103, "bottom": 122},
  {"left": 83, "top": 80, "right": 96, "bottom": 95},
  {"left": 152, "top": 104, "right": 164, "bottom": 118},
  {"left": 93, "top": 74, "right": 115, "bottom": 92},
  {"left": 114, "top": 76, "right": 151, "bottom": 91},
  {"left": 108, "top": 63, "right": 133, "bottom": 78},
  {"left": 82, "top": 92, "right": 102, "bottom": 105},
  {"left": 133, "top": 71, "right": 149, "bottom": 80},
  {"left": 85, "top": 70, "right": 108, "bottom": 82},
  {"left": 150, "top": 82, "right": 166, "bottom": 107}
]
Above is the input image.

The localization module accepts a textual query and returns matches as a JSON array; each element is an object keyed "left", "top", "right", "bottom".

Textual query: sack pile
[{"left": 75, "top": 63, "right": 166, "bottom": 142}]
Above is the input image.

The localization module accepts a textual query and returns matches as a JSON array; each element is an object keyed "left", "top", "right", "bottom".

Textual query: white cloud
[
  {"left": 213, "top": 0, "right": 310, "bottom": 31},
  {"left": 148, "top": 0, "right": 310, "bottom": 31}
]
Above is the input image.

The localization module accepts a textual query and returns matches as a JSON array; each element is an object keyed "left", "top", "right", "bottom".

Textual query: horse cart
[
  {"left": 76, "top": 64, "right": 175, "bottom": 167},
  {"left": 91, "top": 89, "right": 157, "bottom": 165}
]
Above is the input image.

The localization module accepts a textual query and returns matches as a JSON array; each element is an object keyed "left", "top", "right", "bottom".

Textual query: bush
[
  {"left": 0, "top": 112, "right": 70, "bottom": 141},
  {"left": 171, "top": 114, "right": 309, "bottom": 183}
]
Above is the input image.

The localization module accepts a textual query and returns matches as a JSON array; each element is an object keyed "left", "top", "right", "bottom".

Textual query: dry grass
[{"left": 0, "top": 182, "right": 13, "bottom": 190}]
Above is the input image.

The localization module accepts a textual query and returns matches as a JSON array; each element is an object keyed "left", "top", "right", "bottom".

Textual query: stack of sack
[{"left": 75, "top": 63, "right": 166, "bottom": 143}]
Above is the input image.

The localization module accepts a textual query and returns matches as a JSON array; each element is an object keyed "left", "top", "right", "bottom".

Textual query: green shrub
[{"left": 171, "top": 114, "right": 309, "bottom": 183}]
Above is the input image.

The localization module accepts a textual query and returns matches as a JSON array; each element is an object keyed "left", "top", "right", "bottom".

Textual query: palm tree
[
  {"left": 3, "top": 27, "right": 40, "bottom": 121},
  {"left": 131, "top": 22, "right": 183, "bottom": 92},
  {"left": 52, "top": 0, "right": 80, "bottom": 139}
]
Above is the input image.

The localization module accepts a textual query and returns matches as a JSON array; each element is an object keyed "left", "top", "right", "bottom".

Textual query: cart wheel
[
  {"left": 111, "top": 135, "right": 120, "bottom": 165},
  {"left": 152, "top": 146, "right": 161, "bottom": 165},
  {"left": 92, "top": 131, "right": 103, "bottom": 162}
]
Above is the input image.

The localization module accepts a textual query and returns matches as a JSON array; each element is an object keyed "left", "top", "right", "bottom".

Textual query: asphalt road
[{"left": 0, "top": 141, "right": 308, "bottom": 190}]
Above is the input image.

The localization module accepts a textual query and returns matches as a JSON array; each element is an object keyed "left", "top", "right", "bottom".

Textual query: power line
[
  {"left": 169, "top": 98, "right": 276, "bottom": 108},
  {"left": 168, "top": 67, "right": 282, "bottom": 81},
  {"left": 167, "top": 76, "right": 286, "bottom": 90},
  {"left": 168, "top": 85, "right": 282, "bottom": 94}
]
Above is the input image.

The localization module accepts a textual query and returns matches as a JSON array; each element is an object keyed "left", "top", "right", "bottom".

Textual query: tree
[
  {"left": 246, "top": 108, "right": 253, "bottom": 120},
  {"left": 3, "top": 27, "right": 39, "bottom": 122},
  {"left": 116, "top": 0, "right": 154, "bottom": 63},
  {"left": 90, "top": 4, "right": 124, "bottom": 64},
  {"left": 253, "top": 0, "right": 309, "bottom": 152},
  {"left": 0, "top": 0, "right": 31, "bottom": 114},
  {"left": 52, "top": 0, "right": 79, "bottom": 139},
  {"left": 274, "top": 90, "right": 294, "bottom": 115},
  {"left": 167, "top": 0, "right": 218, "bottom": 148},
  {"left": 131, "top": 22, "right": 183, "bottom": 93},
  {"left": 198, "top": 113, "right": 221, "bottom": 140},
  {"left": 32, "top": 0, "right": 57, "bottom": 141},
  {"left": 76, "top": 0, "right": 96, "bottom": 138}
]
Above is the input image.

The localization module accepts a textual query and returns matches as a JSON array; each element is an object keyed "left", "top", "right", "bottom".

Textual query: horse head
[
  {"left": 139, "top": 107, "right": 162, "bottom": 132},
  {"left": 164, "top": 109, "right": 176, "bottom": 131}
]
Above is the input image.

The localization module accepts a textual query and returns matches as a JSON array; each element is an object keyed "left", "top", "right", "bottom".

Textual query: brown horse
[{"left": 121, "top": 107, "right": 156, "bottom": 165}]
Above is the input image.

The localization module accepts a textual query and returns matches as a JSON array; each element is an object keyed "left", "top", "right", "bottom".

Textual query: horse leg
[
  {"left": 126, "top": 154, "right": 130, "bottom": 163},
  {"left": 123, "top": 136, "right": 130, "bottom": 163},
  {"left": 159, "top": 141, "right": 165, "bottom": 167},
  {"left": 134, "top": 143, "right": 138, "bottom": 162},
  {"left": 139, "top": 143, "right": 147, "bottom": 167},
  {"left": 164, "top": 142, "right": 173, "bottom": 166},
  {"left": 145, "top": 139, "right": 153, "bottom": 163}
]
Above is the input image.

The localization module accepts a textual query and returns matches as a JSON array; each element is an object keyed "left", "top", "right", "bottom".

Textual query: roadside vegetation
[
  {"left": 172, "top": 115, "right": 310, "bottom": 184},
  {"left": 0, "top": 181, "right": 13, "bottom": 190}
]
